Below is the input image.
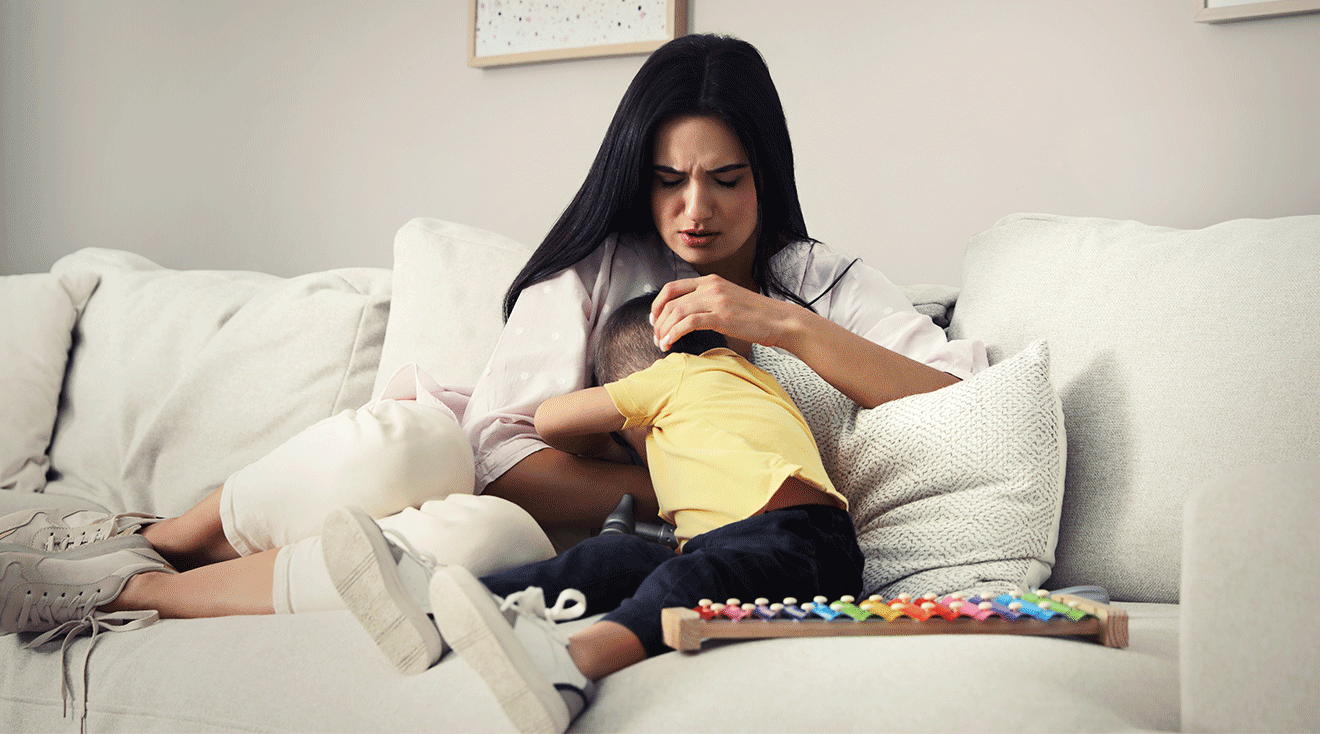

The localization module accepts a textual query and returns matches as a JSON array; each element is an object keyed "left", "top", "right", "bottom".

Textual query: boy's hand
[{"left": 577, "top": 435, "right": 634, "bottom": 465}]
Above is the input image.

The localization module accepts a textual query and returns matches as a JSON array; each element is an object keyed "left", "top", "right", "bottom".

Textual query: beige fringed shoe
[{"left": 0, "top": 508, "right": 160, "bottom": 552}]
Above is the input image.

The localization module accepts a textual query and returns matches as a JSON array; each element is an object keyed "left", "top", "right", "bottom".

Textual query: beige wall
[{"left": 3, "top": 0, "right": 1318, "bottom": 286}]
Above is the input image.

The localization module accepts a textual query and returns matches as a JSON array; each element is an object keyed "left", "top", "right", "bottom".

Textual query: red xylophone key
[
  {"left": 916, "top": 594, "right": 959, "bottom": 621},
  {"left": 887, "top": 594, "right": 934, "bottom": 621}
]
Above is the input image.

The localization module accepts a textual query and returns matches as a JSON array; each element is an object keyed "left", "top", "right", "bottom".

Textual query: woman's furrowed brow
[{"left": 652, "top": 163, "right": 749, "bottom": 174}]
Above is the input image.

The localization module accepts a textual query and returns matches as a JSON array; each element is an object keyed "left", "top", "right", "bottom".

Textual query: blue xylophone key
[
  {"left": 779, "top": 597, "right": 812, "bottom": 621},
  {"left": 805, "top": 599, "right": 844, "bottom": 621},
  {"left": 995, "top": 593, "right": 1059, "bottom": 621},
  {"left": 969, "top": 595, "right": 1023, "bottom": 621}
]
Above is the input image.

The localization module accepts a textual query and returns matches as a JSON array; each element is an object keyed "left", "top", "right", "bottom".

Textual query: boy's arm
[{"left": 534, "top": 386, "right": 630, "bottom": 458}]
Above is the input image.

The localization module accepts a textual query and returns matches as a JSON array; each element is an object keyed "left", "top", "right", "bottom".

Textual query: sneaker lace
[
  {"left": 43, "top": 524, "right": 114, "bottom": 553},
  {"left": 499, "top": 586, "right": 586, "bottom": 644},
  {"left": 42, "top": 514, "right": 156, "bottom": 553},
  {"left": 382, "top": 528, "right": 440, "bottom": 574},
  {"left": 24, "top": 605, "right": 159, "bottom": 733}
]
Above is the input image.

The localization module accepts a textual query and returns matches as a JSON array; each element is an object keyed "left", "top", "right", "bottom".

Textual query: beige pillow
[
  {"left": 46, "top": 249, "right": 390, "bottom": 517},
  {"left": 948, "top": 213, "right": 1320, "bottom": 603},
  {"left": 0, "top": 271, "right": 99, "bottom": 493},
  {"left": 373, "top": 218, "right": 531, "bottom": 398}
]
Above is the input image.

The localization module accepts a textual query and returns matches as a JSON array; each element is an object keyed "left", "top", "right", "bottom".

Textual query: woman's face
[{"left": 650, "top": 114, "right": 759, "bottom": 287}]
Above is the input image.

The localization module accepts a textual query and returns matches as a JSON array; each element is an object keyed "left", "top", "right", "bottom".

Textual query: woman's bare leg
[
  {"left": 103, "top": 549, "right": 277, "bottom": 618},
  {"left": 140, "top": 487, "right": 240, "bottom": 571},
  {"left": 94, "top": 486, "right": 277, "bottom": 618}
]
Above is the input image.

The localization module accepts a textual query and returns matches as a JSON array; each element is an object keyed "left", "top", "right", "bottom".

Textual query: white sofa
[{"left": 2, "top": 213, "right": 1317, "bottom": 733}]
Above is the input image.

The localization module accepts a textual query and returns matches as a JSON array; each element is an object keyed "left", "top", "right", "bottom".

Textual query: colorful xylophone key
[
  {"left": 887, "top": 594, "right": 935, "bottom": 621},
  {"left": 753, "top": 597, "right": 783, "bottom": 620},
  {"left": 859, "top": 595, "right": 905, "bottom": 622},
  {"left": 829, "top": 595, "right": 873, "bottom": 621},
  {"left": 915, "top": 594, "right": 959, "bottom": 621},
  {"left": 1027, "top": 591, "right": 1088, "bottom": 622},
  {"left": 995, "top": 593, "right": 1058, "bottom": 621},
  {"left": 803, "top": 598, "right": 845, "bottom": 621},
  {"left": 779, "top": 597, "right": 813, "bottom": 621}
]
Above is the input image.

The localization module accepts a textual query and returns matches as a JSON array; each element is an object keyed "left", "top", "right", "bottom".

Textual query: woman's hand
[
  {"left": 650, "top": 273, "right": 959, "bottom": 409},
  {"left": 649, "top": 275, "right": 805, "bottom": 355}
]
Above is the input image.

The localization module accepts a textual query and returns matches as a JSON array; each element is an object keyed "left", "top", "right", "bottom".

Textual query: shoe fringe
[{"left": 25, "top": 609, "right": 160, "bottom": 733}]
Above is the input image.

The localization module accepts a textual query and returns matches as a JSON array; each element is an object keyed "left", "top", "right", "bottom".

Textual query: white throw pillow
[
  {"left": 372, "top": 218, "right": 531, "bottom": 398},
  {"left": 46, "top": 249, "right": 391, "bottom": 517},
  {"left": 752, "top": 340, "right": 1066, "bottom": 599},
  {"left": 0, "top": 271, "right": 99, "bottom": 493}
]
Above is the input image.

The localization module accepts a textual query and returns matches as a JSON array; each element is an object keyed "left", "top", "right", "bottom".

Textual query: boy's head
[{"left": 594, "top": 291, "right": 728, "bottom": 385}]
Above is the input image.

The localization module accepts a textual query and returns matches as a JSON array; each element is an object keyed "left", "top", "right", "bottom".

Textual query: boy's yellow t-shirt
[{"left": 604, "top": 347, "right": 846, "bottom": 544}]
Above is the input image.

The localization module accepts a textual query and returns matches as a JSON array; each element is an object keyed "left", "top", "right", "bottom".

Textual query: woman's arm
[
  {"left": 482, "top": 387, "right": 656, "bottom": 530},
  {"left": 650, "top": 275, "right": 958, "bottom": 409},
  {"left": 483, "top": 450, "right": 657, "bottom": 529},
  {"left": 780, "top": 307, "right": 960, "bottom": 407}
]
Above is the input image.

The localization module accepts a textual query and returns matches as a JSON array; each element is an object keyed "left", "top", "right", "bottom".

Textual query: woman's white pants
[{"left": 215, "top": 366, "right": 555, "bottom": 614}]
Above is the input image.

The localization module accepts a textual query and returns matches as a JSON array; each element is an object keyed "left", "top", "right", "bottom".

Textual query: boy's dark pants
[{"left": 479, "top": 504, "right": 864, "bottom": 657}]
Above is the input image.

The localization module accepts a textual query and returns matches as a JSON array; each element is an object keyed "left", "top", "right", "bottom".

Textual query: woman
[
  {"left": 0, "top": 34, "right": 983, "bottom": 643},
  {"left": 322, "top": 32, "right": 984, "bottom": 682}
]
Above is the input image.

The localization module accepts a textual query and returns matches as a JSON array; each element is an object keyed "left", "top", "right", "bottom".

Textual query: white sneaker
[
  {"left": 321, "top": 506, "right": 445, "bottom": 675},
  {"left": 429, "top": 565, "right": 593, "bottom": 734},
  {"left": 0, "top": 534, "right": 171, "bottom": 635},
  {"left": 0, "top": 508, "right": 160, "bottom": 552},
  {"left": 0, "top": 535, "right": 172, "bottom": 729}
]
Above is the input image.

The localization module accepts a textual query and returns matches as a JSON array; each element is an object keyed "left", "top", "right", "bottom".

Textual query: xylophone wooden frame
[{"left": 661, "top": 593, "right": 1128, "bottom": 652}]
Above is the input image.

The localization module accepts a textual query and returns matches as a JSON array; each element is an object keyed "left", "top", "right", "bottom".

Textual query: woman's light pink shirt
[{"left": 462, "top": 233, "right": 987, "bottom": 492}]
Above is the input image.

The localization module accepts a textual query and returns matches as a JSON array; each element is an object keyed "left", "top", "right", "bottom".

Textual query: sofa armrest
[{"left": 1180, "top": 458, "right": 1320, "bottom": 733}]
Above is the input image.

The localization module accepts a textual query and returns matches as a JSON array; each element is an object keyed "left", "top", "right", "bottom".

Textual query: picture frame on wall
[
  {"left": 1194, "top": 0, "right": 1320, "bottom": 23},
  {"left": 468, "top": 0, "right": 688, "bottom": 68}
]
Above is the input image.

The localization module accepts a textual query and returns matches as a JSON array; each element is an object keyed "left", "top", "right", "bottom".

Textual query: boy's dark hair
[{"left": 594, "top": 292, "right": 728, "bottom": 385}]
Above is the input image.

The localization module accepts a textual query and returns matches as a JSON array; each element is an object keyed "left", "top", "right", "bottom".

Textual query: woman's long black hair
[{"left": 502, "top": 34, "right": 818, "bottom": 320}]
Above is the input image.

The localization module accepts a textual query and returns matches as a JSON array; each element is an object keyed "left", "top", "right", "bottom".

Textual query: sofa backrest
[
  {"left": 46, "top": 249, "right": 391, "bottom": 518},
  {"left": 948, "top": 213, "right": 1320, "bottom": 603}
]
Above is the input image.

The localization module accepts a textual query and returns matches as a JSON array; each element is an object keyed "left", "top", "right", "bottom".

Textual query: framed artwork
[
  {"left": 1195, "top": 0, "right": 1320, "bottom": 22},
  {"left": 469, "top": 0, "right": 688, "bottom": 68}
]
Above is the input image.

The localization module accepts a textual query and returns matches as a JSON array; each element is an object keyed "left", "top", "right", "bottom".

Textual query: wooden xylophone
[{"left": 662, "top": 591, "right": 1128, "bottom": 652}]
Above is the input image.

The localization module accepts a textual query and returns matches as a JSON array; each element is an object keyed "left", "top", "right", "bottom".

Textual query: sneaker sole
[
  {"left": 430, "top": 566, "right": 567, "bottom": 734},
  {"left": 321, "top": 507, "right": 444, "bottom": 675}
]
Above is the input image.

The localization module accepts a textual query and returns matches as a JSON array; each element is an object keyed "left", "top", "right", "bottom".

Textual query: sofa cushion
[
  {"left": 752, "top": 339, "right": 1066, "bottom": 599},
  {"left": 0, "top": 602, "right": 1177, "bottom": 733},
  {"left": 1180, "top": 458, "right": 1320, "bottom": 733},
  {"left": 45, "top": 249, "right": 391, "bottom": 518},
  {"left": 0, "top": 271, "right": 98, "bottom": 493},
  {"left": 948, "top": 213, "right": 1320, "bottom": 603},
  {"left": 372, "top": 218, "right": 531, "bottom": 398}
]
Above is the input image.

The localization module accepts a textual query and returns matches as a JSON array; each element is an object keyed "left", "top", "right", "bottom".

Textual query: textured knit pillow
[{"left": 752, "top": 340, "right": 1066, "bottom": 598}]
